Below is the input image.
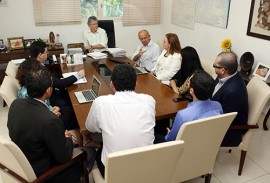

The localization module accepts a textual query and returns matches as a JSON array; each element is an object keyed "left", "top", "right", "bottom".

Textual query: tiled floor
[{"left": 1, "top": 96, "right": 270, "bottom": 183}]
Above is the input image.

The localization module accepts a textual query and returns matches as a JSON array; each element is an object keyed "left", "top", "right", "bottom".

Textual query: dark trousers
[
  {"left": 59, "top": 106, "right": 79, "bottom": 130},
  {"left": 96, "top": 148, "right": 105, "bottom": 178},
  {"left": 154, "top": 118, "right": 170, "bottom": 136},
  {"left": 44, "top": 147, "right": 96, "bottom": 183},
  {"left": 50, "top": 88, "right": 72, "bottom": 107}
]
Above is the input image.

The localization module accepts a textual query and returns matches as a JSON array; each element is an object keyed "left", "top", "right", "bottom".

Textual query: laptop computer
[
  {"left": 109, "top": 57, "right": 148, "bottom": 75},
  {"left": 135, "top": 67, "right": 148, "bottom": 75},
  {"left": 74, "top": 75, "right": 101, "bottom": 103}
]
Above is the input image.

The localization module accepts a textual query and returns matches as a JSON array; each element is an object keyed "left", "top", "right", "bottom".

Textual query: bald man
[
  {"left": 212, "top": 52, "right": 249, "bottom": 146},
  {"left": 132, "top": 30, "right": 161, "bottom": 71}
]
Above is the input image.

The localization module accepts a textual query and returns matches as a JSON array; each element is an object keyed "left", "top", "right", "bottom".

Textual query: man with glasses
[
  {"left": 83, "top": 16, "right": 108, "bottom": 52},
  {"left": 212, "top": 51, "right": 248, "bottom": 146}
]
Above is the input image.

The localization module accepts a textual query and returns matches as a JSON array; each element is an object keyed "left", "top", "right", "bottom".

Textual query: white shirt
[
  {"left": 132, "top": 40, "right": 161, "bottom": 71},
  {"left": 82, "top": 27, "right": 108, "bottom": 51},
  {"left": 85, "top": 91, "right": 156, "bottom": 165},
  {"left": 152, "top": 49, "right": 182, "bottom": 85}
]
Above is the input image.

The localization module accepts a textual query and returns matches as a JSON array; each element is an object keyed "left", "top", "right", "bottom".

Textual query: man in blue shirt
[{"left": 163, "top": 70, "right": 223, "bottom": 142}]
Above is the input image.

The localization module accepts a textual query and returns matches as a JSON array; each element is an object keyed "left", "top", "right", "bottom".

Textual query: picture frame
[
  {"left": 23, "top": 39, "right": 35, "bottom": 48},
  {"left": 247, "top": 0, "right": 270, "bottom": 41},
  {"left": 253, "top": 62, "right": 270, "bottom": 81},
  {"left": 60, "top": 53, "right": 67, "bottom": 64},
  {"left": 0, "top": 0, "right": 8, "bottom": 7},
  {"left": 0, "top": 39, "right": 6, "bottom": 51},
  {"left": 7, "top": 37, "right": 24, "bottom": 50}
]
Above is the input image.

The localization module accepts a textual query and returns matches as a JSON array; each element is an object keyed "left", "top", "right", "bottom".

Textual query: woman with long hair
[
  {"left": 151, "top": 33, "right": 182, "bottom": 85},
  {"left": 170, "top": 46, "right": 204, "bottom": 94}
]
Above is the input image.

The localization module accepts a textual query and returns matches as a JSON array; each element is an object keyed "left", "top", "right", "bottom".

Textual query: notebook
[
  {"left": 74, "top": 75, "right": 101, "bottom": 103},
  {"left": 135, "top": 67, "right": 148, "bottom": 75},
  {"left": 109, "top": 57, "right": 148, "bottom": 75}
]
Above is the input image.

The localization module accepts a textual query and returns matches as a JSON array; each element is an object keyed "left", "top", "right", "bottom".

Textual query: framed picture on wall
[
  {"left": 253, "top": 62, "right": 270, "bottom": 81},
  {"left": 247, "top": 0, "right": 270, "bottom": 41},
  {"left": 7, "top": 37, "right": 24, "bottom": 50},
  {"left": 23, "top": 39, "right": 35, "bottom": 48},
  {"left": 0, "top": 0, "right": 8, "bottom": 6},
  {"left": 0, "top": 39, "right": 6, "bottom": 50}
]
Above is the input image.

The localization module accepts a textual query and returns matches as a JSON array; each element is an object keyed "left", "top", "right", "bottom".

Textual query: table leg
[{"left": 263, "top": 108, "right": 270, "bottom": 131}]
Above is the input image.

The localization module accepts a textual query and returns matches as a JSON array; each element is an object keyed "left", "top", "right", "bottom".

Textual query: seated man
[
  {"left": 212, "top": 52, "right": 249, "bottom": 146},
  {"left": 82, "top": 16, "right": 108, "bottom": 52},
  {"left": 132, "top": 30, "right": 161, "bottom": 71},
  {"left": 85, "top": 64, "right": 156, "bottom": 177},
  {"left": 155, "top": 70, "right": 223, "bottom": 143},
  {"left": 29, "top": 41, "right": 85, "bottom": 107},
  {"left": 8, "top": 67, "right": 96, "bottom": 183}
]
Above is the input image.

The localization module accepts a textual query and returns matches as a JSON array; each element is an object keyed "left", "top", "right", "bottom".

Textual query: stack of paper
[
  {"left": 68, "top": 48, "right": 83, "bottom": 55},
  {"left": 107, "top": 48, "right": 126, "bottom": 57},
  {"left": 87, "top": 52, "right": 107, "bottom": 59}
]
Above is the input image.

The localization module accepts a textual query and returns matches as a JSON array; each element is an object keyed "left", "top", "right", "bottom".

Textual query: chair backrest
[
  {"left": 239, "top": 76, "right": 270, "bottom": 150},
  {"left": 5, "top": 61, "right": 18, "bottom": 78},
  {"left": 172, "top": 112, "right": 237, "bottom": 182},
  {"left": 0, "top": 135, "right": 37, "bottom": 182},
  {"left": 105, "top": 141, "right": 184, "bottom": 183},
  {"left": 98, "top": 20, "right": 115, "bottom": 48},
  {"left": 201, "top": 59, "right": 217, "bottom": 79},
  {"left": 0, "top": 76, "right": 20, "bottom": 107},
  {"left": 246, "top": 76, "right": 270, "bottom": 125}
]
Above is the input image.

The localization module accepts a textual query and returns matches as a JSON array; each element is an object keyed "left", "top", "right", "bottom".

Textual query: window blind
[
  {"left": 33, "top": 0, "right": 81, "bottom": 26},
  {"left": 122, "top": 0, "right": 161, "bottom": 26}
]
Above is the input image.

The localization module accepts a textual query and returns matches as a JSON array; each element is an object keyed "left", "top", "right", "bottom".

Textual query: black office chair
[{"left": 98, "top": 20, "right": 116, "bottom": 48}]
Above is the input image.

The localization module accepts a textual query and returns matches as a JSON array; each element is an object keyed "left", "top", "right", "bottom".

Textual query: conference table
[{"left": 61, "top": 56, "right": 188, "bottom": 137}]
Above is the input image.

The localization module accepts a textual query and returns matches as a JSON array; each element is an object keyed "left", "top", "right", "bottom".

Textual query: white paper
[
  {"left": 62, "top": 72, "right": 87, "bottom": 84},
  {"left": 73, "top": 53, "right": 83, "bottom": 64},
  {"left": 87, "top": 52, "right": 107, "bottom": 59}
]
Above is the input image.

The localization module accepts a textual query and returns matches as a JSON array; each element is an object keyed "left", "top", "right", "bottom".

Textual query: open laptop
[
  {"left": 74, "top": 75, "right": 101, "bottom": 103},
  {"left": 109, "top": 57, "right": 148, "bottom": 75}
]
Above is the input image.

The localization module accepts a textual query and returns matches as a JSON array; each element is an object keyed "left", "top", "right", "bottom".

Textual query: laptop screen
[{"left": 92, "top": 75, "right": 101, "bottom": 97}]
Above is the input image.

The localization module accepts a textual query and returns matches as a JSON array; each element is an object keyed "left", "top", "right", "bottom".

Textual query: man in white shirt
[
  {"left": 82, "top": 16, "right": 108, "bottom": 52},
  {"left": 132, "top": 30, "right": 161, "bottom": 71},
  {"left": 85, "top": 64, "right": 156, "bottom": 177}
]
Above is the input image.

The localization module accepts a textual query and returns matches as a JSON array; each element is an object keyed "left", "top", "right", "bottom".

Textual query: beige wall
[
  {"left": 161, "top": 0, "right": 270, "bottom": 69},
  {"left": 1, "top": 0, "right": 270, "bottom": 68}
]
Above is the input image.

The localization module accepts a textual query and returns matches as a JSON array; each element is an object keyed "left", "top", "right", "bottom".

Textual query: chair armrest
[
  {"left": 229, "top": 124, "right": 259, "bottom": 130},
  {"left": 32, "top": 148, "right": 88, "bottom": 183}
]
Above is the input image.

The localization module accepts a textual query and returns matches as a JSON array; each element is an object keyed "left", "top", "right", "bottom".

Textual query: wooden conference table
[{"left": 61, "top": 56, "right": 188, "bottom": 136}]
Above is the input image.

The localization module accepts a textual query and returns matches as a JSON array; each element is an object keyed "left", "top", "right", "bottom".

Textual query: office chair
[
  {"left": 98, "top": 20, "right": 116, "bottom": 48},
  {"left": 0, "top": 135, "right": 89, "bottom": 183},
  {"left": 224, "top": 76, "right": 270, "bottom": 175},
  {"left": 173, "top": 112, "right": 237, "bottom": 183},
  {"left": 5, "top": 61, "right": 18, "bottom": 78},
  {"left": 0, "top": 76, "right": 20, "bottom": 108},
  {"left": 92, "top": 141, "right": 185, "bottom": 183}
]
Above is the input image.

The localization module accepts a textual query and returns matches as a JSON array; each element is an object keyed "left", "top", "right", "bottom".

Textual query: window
[
  {"left": 33, "top": 0, "right": 160, "bottom": 26},
  {"left": 81, "top": 0, "right": 123, "bottom": 19},
  {"left": 33, "top": 0, "right": 81, "bottom": 25},
  {"left": 80, "top": 0, "right": 161, "bottom": 26}
]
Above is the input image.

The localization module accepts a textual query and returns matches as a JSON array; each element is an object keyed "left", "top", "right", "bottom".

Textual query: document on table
[{"left": 62, "top": 72, "right": 87, "bottom": 84}]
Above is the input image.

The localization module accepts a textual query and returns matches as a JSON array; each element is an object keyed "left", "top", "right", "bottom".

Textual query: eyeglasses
[{"left": 213, "top": 64, "right": 225, "bottom": 69}]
